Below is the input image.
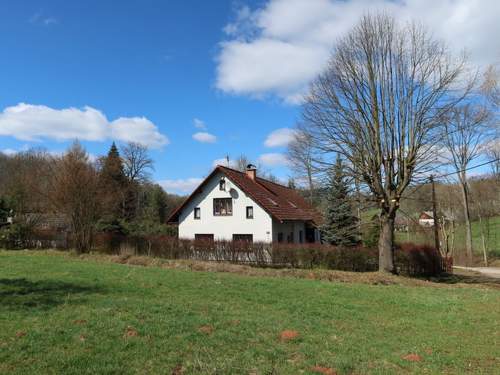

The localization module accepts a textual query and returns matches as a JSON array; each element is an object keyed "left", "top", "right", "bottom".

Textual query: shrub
[
  {"left": 0, "top": 222, "right": 33, "bottom": 249},
  {"left": 394, "top": 243, "right": 448, "bottom": 276},
  {"left": 26, "top": 229, "right": 448, "bottom": 277},
  {"left": 91, "top": 235, "right": 446, "bottom": 276}
]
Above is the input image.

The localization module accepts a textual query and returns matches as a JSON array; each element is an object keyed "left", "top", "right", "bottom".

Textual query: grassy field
[
  {"left": 1, "top": 251, "right": 499, "bottom": 374},
  {"left": 359, "top": 207, "right": 500, "bottom": 259},
  {"left": 395, "top": 216, "right": 500, "bottom": 258}
]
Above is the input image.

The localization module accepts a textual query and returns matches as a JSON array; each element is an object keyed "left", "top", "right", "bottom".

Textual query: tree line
[{"left": 0, "top": 141, "right": 183, "bottom": 253}]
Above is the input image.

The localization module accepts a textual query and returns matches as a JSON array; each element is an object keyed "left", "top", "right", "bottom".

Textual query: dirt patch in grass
[
  {"left": 279, "top": 330, "right": 299, "bottom": 341},
  {"left": 402, "top": 353, "right": 422, "bottom": 362},
  {"left": 311, "top": 366, "right": 337, "bottom": 375},
  {"left": 123, "top": 326, "right": 139, "bottom": 338},
  {"left": 171, "top": 364, "right": 184, "bottom": 375},
  {"left": 198, "top": 325, "right": 214, "bottom": 335}
]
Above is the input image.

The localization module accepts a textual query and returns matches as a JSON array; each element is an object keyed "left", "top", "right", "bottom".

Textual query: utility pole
[{"left": 430, "top": 175, "right": 440, "bottom": 253}]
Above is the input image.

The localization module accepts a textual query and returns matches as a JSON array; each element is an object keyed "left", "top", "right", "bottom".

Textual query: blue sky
[{"left": 1, "top": 0, "right": 498, "bottom": 193}]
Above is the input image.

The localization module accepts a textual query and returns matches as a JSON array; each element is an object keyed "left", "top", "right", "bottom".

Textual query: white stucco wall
[
  {"left": 419, "top": 219, "right": 434, "bottom": 227},
  {"left": 272, "top": 220, "right": 306, "bottom": 243},
  {"left": 178, "top": 171, "right": 273, "bottom": 242}
]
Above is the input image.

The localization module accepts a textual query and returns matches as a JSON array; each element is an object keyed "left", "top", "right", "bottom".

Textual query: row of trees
[
  {"left": 0, "top": 142, "right": 183, "bottom": 253},
  {"left": 287, "top": 14, "right": 499, "bottom": 271}
]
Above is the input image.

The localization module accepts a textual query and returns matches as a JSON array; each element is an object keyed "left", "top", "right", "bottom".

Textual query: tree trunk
[
  {"left": 307, "top": 167, "right": 314, "bottom": 204},
  {"left": 459, "top": 179, "right": 473, "bottom": 265},
  {"left": 477, "top": 212, "right": 488, "bottom": 267},
  {"left": 378, "top": 212, "right": 395, "bottom": 273},
  {"left": 450, "top": 220, "right": 456, "bottom": 258}
]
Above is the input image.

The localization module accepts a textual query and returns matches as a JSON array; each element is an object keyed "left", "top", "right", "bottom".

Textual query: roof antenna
[{"left": 225, "top": 154, "right": 230, "bottom": 167}]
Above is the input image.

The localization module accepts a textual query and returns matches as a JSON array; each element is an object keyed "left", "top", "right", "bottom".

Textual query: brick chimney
[{"left": 246, "top": 164, "right": 257, "bottom": 181}]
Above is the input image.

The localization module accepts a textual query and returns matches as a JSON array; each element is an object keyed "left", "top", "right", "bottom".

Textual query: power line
[
  {"left": 362, "top": 159, "right": 499, "bottom": 205},
  {"left": 432, "top": 158, "right": 499, "bottom": 180}
]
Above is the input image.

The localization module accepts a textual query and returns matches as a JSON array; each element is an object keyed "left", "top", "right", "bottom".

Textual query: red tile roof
[{"left": 167, "top": 165, "right": 322, "bottom": 225}]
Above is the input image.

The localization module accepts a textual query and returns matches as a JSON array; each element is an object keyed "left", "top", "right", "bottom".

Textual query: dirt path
[{"left": 454, "top": 266, "right": 500, "bottom": 279}]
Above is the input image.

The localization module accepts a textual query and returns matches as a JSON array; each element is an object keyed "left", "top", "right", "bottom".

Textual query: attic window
[
  {"left": 219, "top": 178, "right": 226, "bottom": 191},
  {"left": 214, "top": 198, "right": 232, "bottom": 216},
  {"left": 267, "top": 198, "right": 278, "bottom": 206},
  {"left": 288, "top": 201, "right": 297, "bottom": 208}
]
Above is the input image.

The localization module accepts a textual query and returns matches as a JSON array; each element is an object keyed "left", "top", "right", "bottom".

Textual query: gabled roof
[
  {"left": 167, "top": 165, "right": 322, "bottom": 225},
  {"left": 419, "top": 211, "right": 434, "bottom": 220}
]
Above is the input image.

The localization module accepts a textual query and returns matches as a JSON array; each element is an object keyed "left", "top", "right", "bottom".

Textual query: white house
[
  {"left": 167, "top": 165, "right": 322, "bottom": 243},
  {"left": 418, "top": 211, "right": 435, "bottom": 227}
]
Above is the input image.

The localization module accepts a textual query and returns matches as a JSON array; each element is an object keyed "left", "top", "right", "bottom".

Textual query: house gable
[
  {"left": 167, "top": 165, "right": 322, "bottom": 226},
  {"left": 173, "top": 169, "right": 274, "bottom": 242}
]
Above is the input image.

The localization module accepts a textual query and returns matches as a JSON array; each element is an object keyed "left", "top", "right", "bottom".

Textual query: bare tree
[
  {"left": 121, "top": 142, "right": 154, "bottom": 183},
  {"left": 440, "top": 104, "right": 491, "bottom": 263},
  {"left": 486, "top": 141, "right": 500, "bottom": 177},
  {"left": 481, "top": 65, "right": 500, "bottom": 178},
  {"left": 287, "top": 127, "right": 317, "bottom": 203},
  {"left": 302, "top": 14, "right": 469, "bottom": 272},
  {"left": 482, "top": 65, "right": 500, "bottom": 108},
  {"left": 50, "top": 141, "right": 100, "bottom": 253}
]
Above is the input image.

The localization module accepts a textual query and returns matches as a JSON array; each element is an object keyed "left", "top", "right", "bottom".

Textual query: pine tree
[
  {"left": 321, "top": 157, "right": 359, "bottom": 246},
  {"left": 98, "top": 142, "right": 131, "bottom": 225},
  {"left": 101, "top": 143, "right": 127, "bottom": 185}
]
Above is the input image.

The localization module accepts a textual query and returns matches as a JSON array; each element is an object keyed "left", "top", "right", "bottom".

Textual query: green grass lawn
[{"left": 1, "top": 251, "right": 499, "bottom": 374}]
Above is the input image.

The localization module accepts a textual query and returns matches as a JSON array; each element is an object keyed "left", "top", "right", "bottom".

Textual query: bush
[
  {"left": 16, "top": 228, "right": 448, "bottom": 277},
  {"left": 0, "top": 223, "right": 33, "bottom": 249},
  {"left": 394, "top": 243, "right": 448, "bottom": 276},
  {"left": 271, "top": 244, "right": 378, "bottom": 272}
]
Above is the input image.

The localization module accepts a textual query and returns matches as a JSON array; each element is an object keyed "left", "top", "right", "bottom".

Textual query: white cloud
[
  {"left": 193, "top": 118, "right": 207, "bottom": 130},
  {"left": 1, "top": 148, "right": 18, "bottom": 156},
  {"left": 264, "top": 128, "right": 296, "bottom": 147},
  {"left": 258, "top": 152, "right": 290, "bottom": 167},
  {"left": 29, "top": 12, "right": 57, "bottom": 26},
  {"left": 158, "top": 178, "right": 203, "bottom": 194},
  {"left": 0, "top": 103, "right": 169, "bottom": 149},
  {"left": 192, "top": 132, "right": 217, "bottom": 143},
  {"left": 216, "top": 0, "right": 500, "bottom": 103},
  {"left": 110, "top": 117, "right": 168, "bottom": 148},
  {"left": 43, "top": 17, "right": 57, "bottom": 26}
]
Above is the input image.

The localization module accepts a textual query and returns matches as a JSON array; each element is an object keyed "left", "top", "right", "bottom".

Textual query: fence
[
  {"left": 93, "top": 234, "right": 449, "bottom": 276},
  {"left": 0, "top": 229, "right": 450, "bottom": 276}
]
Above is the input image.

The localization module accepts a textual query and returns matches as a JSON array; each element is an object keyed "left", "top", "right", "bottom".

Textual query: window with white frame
[
  {"left": 246, "top": 206, "right": 253, "bottom": 219},
  {"left": 213, "top": 198, "right": 232, "bottom": 216}
]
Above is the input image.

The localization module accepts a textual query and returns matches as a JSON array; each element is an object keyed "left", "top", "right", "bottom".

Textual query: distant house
[
  {"left": 418, "top": 211, "right": 435, "bottom": 227},
  {"left": 394, "top": 215, "right": 409, "bottom": 232},
  {"left": 167, "top": 165, "right": 322, "bottom": 243},
  {"left": 25, "top": 213, "right": 70, "bottom": 233}
]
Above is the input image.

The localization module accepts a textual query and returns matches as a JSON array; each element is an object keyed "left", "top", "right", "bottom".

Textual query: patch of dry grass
[{"left": 33, "top": 250, "right": 496, "bottom": 289}]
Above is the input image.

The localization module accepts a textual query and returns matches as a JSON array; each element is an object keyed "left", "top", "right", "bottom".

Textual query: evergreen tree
[
  {"left": 0, "top": 197, "right": 11, "bottom": 224},
  {"left": 101, "top": 143, "right": 127, "bottom": 185},
  {"left": 98, "top": 142, "right": 131, "bottom": 225},
  {"left": 321, "top": 157, "right": 359, "bottom": 246}
]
